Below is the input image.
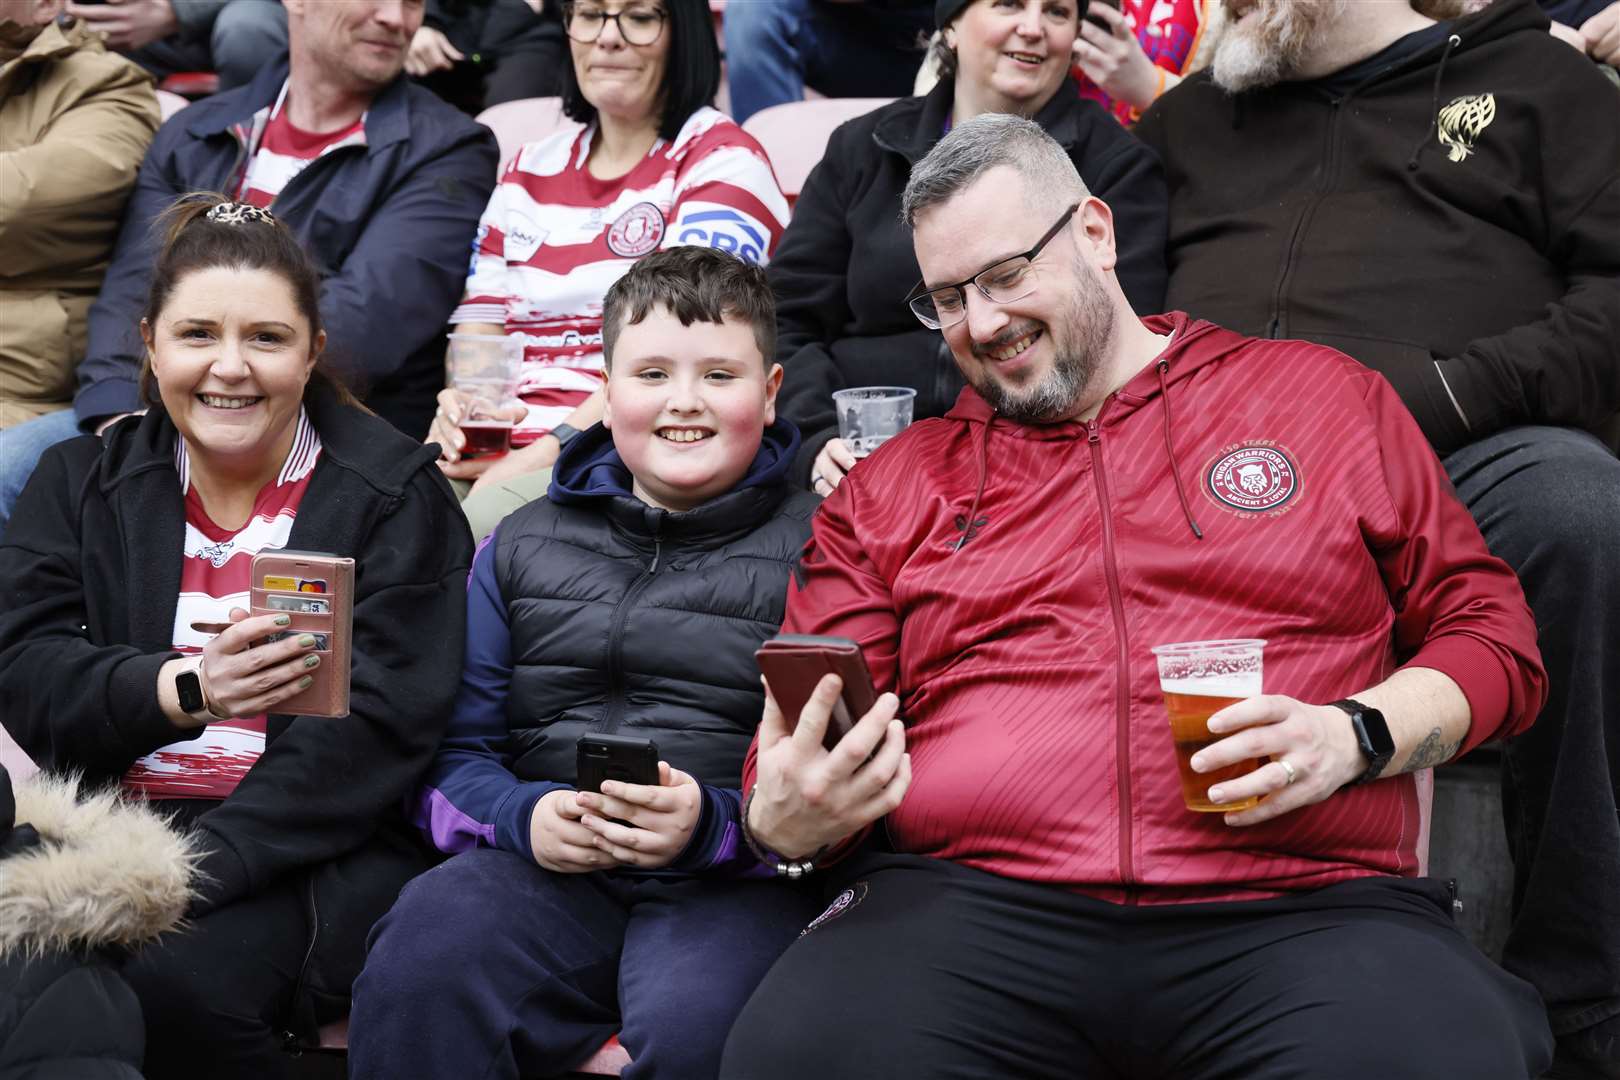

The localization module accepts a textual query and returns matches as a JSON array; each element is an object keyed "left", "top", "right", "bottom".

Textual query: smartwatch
[
  {"left": 1330, "top": 699, "right": 1394, "bottom": 785},
  {"left": 173, "top": 657, "right": 217, "bottom": 725},
  {"left": 548, "top": 422, "right": 581, "bottom": 448}
]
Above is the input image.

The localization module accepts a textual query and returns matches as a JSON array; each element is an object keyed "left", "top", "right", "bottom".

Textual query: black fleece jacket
[
  {"left": 1136, "top": 0, "right": 1620, "bottom": 454},
  {"left": 0, "top": 385, "right": 472, "bottom": 922},
  {"left": 771, "top": 79, "right": 1169, "bottom": 486}
]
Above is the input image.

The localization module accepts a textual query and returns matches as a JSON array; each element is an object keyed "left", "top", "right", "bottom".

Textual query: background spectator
[
  {"left": 1136, "top": 0, "right": 1620, "bottom": 1074},
  {"left": 0, "top": 0, "right": 157, "bottom": 446},
  {"left": 0, "top": 196, "right": 472, "bottom": 1078},
  {"left": 724, "top": 0, "right": 935, "bottom": 123},
  {"left": 0, "top": 0, "right": 499, "bottom": 534},
  {"left": 66, "top": 0, "right": 287, "bottom": 91},
  {"left": 1544, "top": 0, "right": 1620, "bottom": 71},
  {"left": 774, "top": 0, "right": 1168, "bottom": 494},
  {"left": 429, "top": 0, "right": 789, "bottom": 535},
  {"left": 407, "top": 0, "right": 568, "bottom": 114}
]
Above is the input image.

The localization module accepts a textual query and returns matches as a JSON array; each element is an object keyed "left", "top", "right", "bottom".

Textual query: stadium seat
[
  {"left": 156, "top": 89, "right": 190, "bottom": 121},
  {"left": 159, "top": 71, "right": 219, "bottom": 99},
  {"left": 475, "top": 96, "right": 572, "bottom": 168},
  {"left": 741, "top": 97, "right": 895, "bottom": 204}
]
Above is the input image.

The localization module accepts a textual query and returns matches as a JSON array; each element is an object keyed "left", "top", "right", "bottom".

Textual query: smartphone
[
  {"left": 1086, "top": 0, "right": 1119, "bottom": 31},
  {"left": 576, "top": 733, "right": 661, "bottom": 794},
  {"left": 755, "top": 634, "right": 879, "bottom": 752},
  {"left": 249, "top": 550, "right": 355, "bottom": 717}
]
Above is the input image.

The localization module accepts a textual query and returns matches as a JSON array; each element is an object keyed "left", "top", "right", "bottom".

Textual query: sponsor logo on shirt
[
  {"left": 1203, "top": 443, "right": 1301, "bottom": 515},
  {"left": 606, "top": 201, "right": 666, "bottom": 257},
  {"left": 673, "top": 208, "right": 766, "bottom": 264},
  {"left": 1437, "top": 93, "right": 1496, "bottom": 164},
  {"left": 506, "top": 213, "right": 547, "bottom": 263}
]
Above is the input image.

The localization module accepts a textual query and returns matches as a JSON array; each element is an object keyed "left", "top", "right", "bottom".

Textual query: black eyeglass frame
[
  {"left": 905, "top": 202, "right": 1081, "bottom": 330},
  {"left": 562, "top": 2, "right": 668, "bottom": 45}
]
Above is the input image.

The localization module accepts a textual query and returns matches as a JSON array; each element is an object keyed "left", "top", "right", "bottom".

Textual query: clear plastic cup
[
  {"left": 447, "top": 333, "right": 522, "bottom": 459},
  {"left": 1149, "top": 639, "right": 1266, "bottom": 813},
  {"left": 833, "top": 386, "right": 917, "bottom": 458}
]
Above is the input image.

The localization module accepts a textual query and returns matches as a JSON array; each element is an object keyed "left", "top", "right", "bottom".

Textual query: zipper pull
[
  {"left": 1087, "top": 420, "right": 1101, "bottom": 445},
  {"left": 649, "top": 529, "right": 662, "bottom": 574}
]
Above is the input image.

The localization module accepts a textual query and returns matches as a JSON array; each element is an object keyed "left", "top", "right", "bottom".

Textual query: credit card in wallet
[
  {"left": 269, "top": 630, "right": 329, "bottom": 650},
  {"left": 266, "top": 595, "right": 331, "bottom": 614}
]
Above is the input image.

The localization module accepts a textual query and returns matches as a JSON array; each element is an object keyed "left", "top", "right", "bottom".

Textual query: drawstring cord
[
  {"left": 1407, "top": 33, "right": 1462, "bottom": 171},
  {"left": 1157, "top": 361, "right": 1204, "bottom": 541},
  {"left": 952, "top": 412, "right": 995, "bottom": 553}
]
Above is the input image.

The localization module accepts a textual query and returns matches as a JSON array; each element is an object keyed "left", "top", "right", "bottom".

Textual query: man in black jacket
[
  {"left": 0, "top": 0, "right": 499, "bottom": 533},
  {"left": 1135, "top": 1, "right": 1620, "bottom": 1076}
]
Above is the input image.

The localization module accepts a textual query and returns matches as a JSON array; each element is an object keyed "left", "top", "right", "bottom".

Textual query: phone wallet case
[
  {"left": 754, "top": 634, "right": 879, "bottom": 751},
  {"left": 249, "top": 550, "right": 355, "bottom": 717}
]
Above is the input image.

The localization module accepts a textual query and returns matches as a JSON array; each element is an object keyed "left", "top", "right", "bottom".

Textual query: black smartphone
[
  {"left": 575, "top": 733, "right": 660, "bottom": 793},
  {"left": 1086, "top": 0, "right": 1119, "bottom": 32}
]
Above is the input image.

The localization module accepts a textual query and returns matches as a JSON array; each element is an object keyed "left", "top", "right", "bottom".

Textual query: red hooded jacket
[{"left": 747, "top": 314, "right": 1545, "bottom": 904}]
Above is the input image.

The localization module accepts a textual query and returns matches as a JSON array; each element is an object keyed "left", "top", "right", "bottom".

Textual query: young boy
[{"left": 348, "top": 247, "right": 823, "bottom": 1080}]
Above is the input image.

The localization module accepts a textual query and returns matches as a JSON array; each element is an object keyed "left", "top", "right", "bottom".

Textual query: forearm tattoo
[{"left": 1399, "top": 726, "right": 1462, "bottom": 774}]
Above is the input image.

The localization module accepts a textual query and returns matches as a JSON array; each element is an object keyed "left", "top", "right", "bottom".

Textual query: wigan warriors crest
[
  {"left": 1437, "top": 93, "right": 1496, "bottom": 163},
  {"left": 1204, "top": 444, "right": 1301, "bottom": 515}
]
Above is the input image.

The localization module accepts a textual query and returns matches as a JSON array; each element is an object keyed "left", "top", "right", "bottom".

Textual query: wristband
[{"left": 740, "top": 785, "right": 826, "bottom": 879}]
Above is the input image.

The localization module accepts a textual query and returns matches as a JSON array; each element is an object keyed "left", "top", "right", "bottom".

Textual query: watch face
[{"left": 176, "top": 669, "right": 205, "bottom": 713}]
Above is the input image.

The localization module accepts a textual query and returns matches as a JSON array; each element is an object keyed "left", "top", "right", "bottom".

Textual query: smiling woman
[{"left": 0, "top": 192, "right": 472, "bottom": 1079}]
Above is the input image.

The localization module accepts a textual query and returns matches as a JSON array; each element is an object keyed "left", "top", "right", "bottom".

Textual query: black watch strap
[
  {"left": 1330, "top": 698, "right": 1395, "bottom": 785},
  {"left": 549, "top": 422, "right": 581, "bottom": 447}
]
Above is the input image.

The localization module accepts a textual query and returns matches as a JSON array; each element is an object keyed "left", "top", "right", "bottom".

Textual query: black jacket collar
[{"left": 872, "top": 78, "right": 1091, "bottom": 165}]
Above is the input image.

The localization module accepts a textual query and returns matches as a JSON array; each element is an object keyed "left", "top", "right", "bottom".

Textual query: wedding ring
[{"left": 1278, "top": 759, "right": 1298, "bottom": 786}]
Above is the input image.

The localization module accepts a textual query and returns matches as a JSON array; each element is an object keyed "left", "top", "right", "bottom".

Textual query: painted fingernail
[
  {"left": 274, "top": 614, "right": 291, "bottom": 626},
  {"left": 298, "top": 634, "right": 317, "bottom": 648},
  {"left": 298, "top": 674, "right": 314, "bottom": 688},
  {"left": 303, "top": 654, "right": 320, "bottom": 669}
]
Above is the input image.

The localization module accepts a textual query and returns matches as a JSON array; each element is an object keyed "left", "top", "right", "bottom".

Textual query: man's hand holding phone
[
  {"left": 576, "top": 762, "right": 702, "bottom": 869},
  {"left": 748, "top": 673, "right": 911, "bottom": 859},
  {"left": 529, "top": 789, "right": 611, "bottom": 873}
]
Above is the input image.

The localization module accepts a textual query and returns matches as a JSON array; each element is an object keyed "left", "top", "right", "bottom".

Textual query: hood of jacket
[
  {"left": 547, "top": 418, "right": 803, "bottom": 542},
  {"left": 0, "top": 773, "right": 198, "bottom": 959},
  {"left": 939, "top": 312, "right": 1228, "bottom": 546},
  {"left": 0, "top": 16, "right": 97, "bottom": 68},
  {"left": 872, "top": 75, "right": 1096, "bottom": 165}
]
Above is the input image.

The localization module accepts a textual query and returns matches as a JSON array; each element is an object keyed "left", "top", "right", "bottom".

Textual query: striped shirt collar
[{"left": 174, "top": 407, "right": 323, "bottom": 494}]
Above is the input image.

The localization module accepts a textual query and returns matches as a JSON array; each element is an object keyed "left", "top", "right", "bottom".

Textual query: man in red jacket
[{"left": 720, "top": 114, "right": 1553, "bottom": 1080}]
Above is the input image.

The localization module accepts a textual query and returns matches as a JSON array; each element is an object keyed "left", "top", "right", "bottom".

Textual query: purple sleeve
[
  {"left": 410, "top": 532, "right": 564, "bottom": 856},
  {"left": 671, "top": 785, "right": 771, "bottom": 876}
]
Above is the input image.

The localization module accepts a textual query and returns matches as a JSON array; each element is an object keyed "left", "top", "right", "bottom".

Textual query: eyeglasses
[
  {"left": 905, "top": 204, "right": 1080, "bottom": 330},
  {"left": 563, "top": 3, "right": 667, "bottom": 45}
]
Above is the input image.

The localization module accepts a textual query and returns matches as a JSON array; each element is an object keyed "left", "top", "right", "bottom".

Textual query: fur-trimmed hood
[{"left": 0, "top": 774, "right": 199, "bottom": 959}]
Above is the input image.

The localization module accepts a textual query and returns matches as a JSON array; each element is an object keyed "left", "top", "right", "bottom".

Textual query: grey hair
[{"left": 901, "top": 113, "right": 1088, "bottom": 229}]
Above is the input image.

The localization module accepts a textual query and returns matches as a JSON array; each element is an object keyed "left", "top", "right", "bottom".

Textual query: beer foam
[{"left": 1161, "top": 674, "right": 1261, "bottom": 697}]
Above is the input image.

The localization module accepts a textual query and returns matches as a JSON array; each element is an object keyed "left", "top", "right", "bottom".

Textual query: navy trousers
[
  {"left": 721, "top": 853, "right": 1554, "bottom": 1079},
  {"left": 348, "top": 848, "right": 819, "bottom": 1080},
  {"left": 1443, "top": 426, "right": 1620, "bottom": 1038}
]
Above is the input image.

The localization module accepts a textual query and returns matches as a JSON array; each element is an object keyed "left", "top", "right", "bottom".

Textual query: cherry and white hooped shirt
[{"left": 121, "top": 411, "right": 323, "bottom": 801}]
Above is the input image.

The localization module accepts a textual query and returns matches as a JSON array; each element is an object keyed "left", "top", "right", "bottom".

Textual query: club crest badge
[
  {"left": 606, "top": 202, "right": 665, "bottom": 257},
  {"left": 1204, "top": 444, "right": 1300, "bottom": 515},
  {"left": 800, "top": 882, "right": 868, "bottom": 937},
  {"left": 1437, "top": 93, "right": 1496, "bottom": 163}
]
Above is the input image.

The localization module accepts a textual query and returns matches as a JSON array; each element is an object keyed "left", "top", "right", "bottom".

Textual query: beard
[
  {"left": 964, "top": 259, "right": 1116, "bottom": 425},
  {"left": 1212, "top": 0, "right": 1347, "bottom": 93}
]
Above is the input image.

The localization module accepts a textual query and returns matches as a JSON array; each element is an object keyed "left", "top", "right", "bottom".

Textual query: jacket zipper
[
  {"left": 1265, "top": 96, "right": 1345, "bottom": 339},
  {"left": 1087, "top": 419, "right": 1136, "bottom": 892},
  {"left": 280, "top": 873, "right": 322, "bottom": 1052},
  {"left": 599, "top": 524, "right": 663, "bottom": 736}
]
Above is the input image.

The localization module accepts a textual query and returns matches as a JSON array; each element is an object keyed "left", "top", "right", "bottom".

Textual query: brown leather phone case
[
  {"left": 249, "top": 550, "right": 355, "bottom": 718},
  {"left": 755, "top": 634, "right": 879, "bottom": 752}
]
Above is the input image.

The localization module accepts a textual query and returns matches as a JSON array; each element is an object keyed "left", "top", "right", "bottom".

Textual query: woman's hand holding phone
[
  {"left": 529, "top": 789, "right": 611, "bottom": 873},
  {"left": 748, "top": 674, "right": 911, "bottom": 860},
  {"left": 194, "top": 607, "right": 322, "bottom": 721},
  {"left": 576, "top": 762, "right": 702, "bottom": 869}
]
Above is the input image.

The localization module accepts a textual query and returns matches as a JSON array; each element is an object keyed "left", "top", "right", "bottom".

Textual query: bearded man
[
  {"left": 1136, "top": 4, "right": 1620, "bottom": 1075},
  {"left": 717, "top": 113, "right": 1553, "bottom": 1080}
]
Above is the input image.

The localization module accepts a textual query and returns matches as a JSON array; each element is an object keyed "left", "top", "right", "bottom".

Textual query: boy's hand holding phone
[
  {"left": 748, "top": 674, "right": 911, "bottom": 860},
  {"left": 529, "top": 790, "right": 611, "bottom": 873},
  {"left": 576, "top": 763, "right": 702, "bottom": 870}
]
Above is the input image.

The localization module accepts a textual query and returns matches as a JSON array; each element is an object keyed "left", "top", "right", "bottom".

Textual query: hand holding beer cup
[
  {"left": 1151, "top": 639, "right": 1267, "bottom": 813},
  {"left": 434, "top": 334, "right": 526, "bottom": 479}
]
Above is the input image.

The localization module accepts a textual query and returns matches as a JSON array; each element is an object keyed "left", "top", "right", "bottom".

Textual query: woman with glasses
[
  {"left": 770, "top": 0, "right": 1169, "bottom": 496},
  {"left": 427, "top": 0, "right": 789, "bottom": 535}
]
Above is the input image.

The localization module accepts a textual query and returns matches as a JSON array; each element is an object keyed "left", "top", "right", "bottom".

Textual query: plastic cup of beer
[
  {"left": 833, "top": 386, "right": 917, "bottom": 458},
  {"left": 447, "top": 333, "right": 522, "bottom": 460},
  {"left": 1150, "top": 639, "right": 1266, "bottom": 813}
]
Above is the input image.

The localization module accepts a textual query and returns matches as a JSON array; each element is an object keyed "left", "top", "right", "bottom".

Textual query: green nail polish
[
  {"left": 298, "top": 675, "right": 314, "bottom": 688},
  {"left": 274, "top": 614, "right": 291, "bottom": 626},
  {"left": 298, "top": 634, "right": 317, "bottom": 648},
  {"left": 303, "top": 654, "right": 321, "bottom": 669}
]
